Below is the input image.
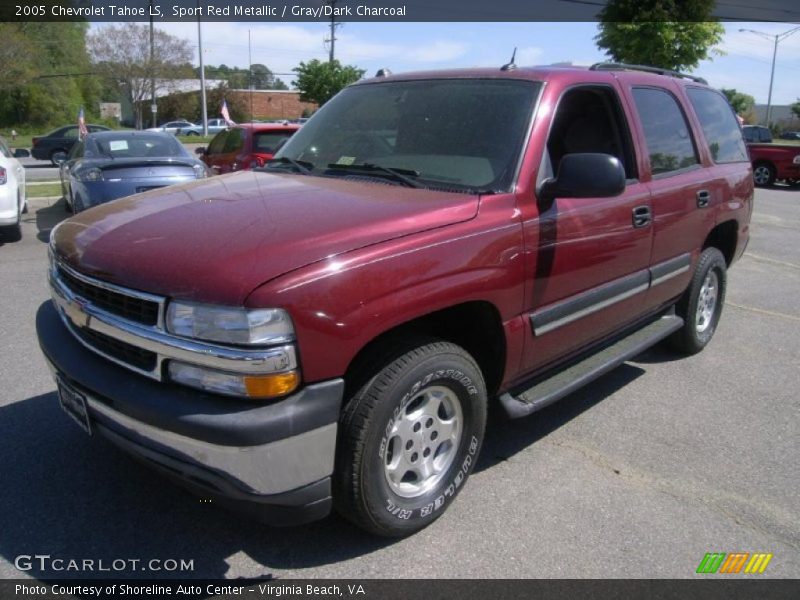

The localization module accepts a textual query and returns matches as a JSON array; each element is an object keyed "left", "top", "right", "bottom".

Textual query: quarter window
[
  {"left": 632, "top": 88, "right": 698, "bottom": 175},
  {"left": 686, "top": 88, "right": 748, "bottom": 163}
]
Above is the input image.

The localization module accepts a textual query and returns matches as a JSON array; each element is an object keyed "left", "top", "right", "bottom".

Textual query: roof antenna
[{"left": 501, "top": 47, "right": 517, "bottom": 71}]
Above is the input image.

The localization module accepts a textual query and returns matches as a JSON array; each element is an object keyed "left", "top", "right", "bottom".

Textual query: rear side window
[
  {"left": 687, "top": 88, "right": 748, "bottom": 163},
  {"left": 223, "top": 128, "right": 245, "bottom": 153},
  {"left": 632, "top": 88, "right": 699, "bottom": 176},
  {"left": 207, "top": 130, "right": 228, "bottom": 154},
  {"left": 253, "top": 130, "right": 295, "bottom": 154}
]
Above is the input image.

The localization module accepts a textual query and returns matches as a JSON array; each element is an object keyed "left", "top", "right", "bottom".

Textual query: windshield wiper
[
  {"left": 326, "top": 163, "right": 424, "bottom": 188},
  {"left": 263, "top": 157, "right": 313, "bottom": 174}
]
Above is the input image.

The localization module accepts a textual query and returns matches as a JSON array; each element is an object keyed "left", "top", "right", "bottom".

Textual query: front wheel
[
  {"left": 670, "top": 247, "right": 727, "bottom": 355},
  {"left": 334, "top": 339, "right": 487, "bottom": 537}
]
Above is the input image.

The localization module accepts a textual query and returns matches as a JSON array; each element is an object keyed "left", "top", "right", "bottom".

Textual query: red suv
[
  {"left": 39, "top": 64, "right": 752, "bottom": 537},
  {"left": 199, "top": 123, "right": 300, "bottom": 174}
]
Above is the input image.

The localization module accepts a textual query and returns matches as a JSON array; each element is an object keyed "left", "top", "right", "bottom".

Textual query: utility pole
[
  {"left": 198, "top": 1, "right": 208, "bottom": 136},
  {"left": 149, "top": 0, "right": 157, "bottom": 128},
  {"left": 739, "top": 26, "right": 800, "bottom": 127},
  {"left": 324, "top": 0, "right": 342, "bottom": 64}
]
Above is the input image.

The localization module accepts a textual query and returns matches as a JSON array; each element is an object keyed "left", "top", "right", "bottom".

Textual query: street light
[{"left": 739, "top": 26, "right": 800, "bottom": 127}]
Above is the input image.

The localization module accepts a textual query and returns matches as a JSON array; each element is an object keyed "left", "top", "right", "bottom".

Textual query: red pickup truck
[
  {"left": 746, "top": 142, "right": 800, "bottom": 186},
  {"left": 37, "top": 63, "right": 752, "bottom": 537}
]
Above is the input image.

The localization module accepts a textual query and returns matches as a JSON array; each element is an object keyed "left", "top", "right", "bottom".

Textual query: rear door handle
[
  {"left": 632, "top": 205, "right": 651, "bottom": 228},
  {"left": 697, "top": 189, "right": 711, "bottom": 208}
]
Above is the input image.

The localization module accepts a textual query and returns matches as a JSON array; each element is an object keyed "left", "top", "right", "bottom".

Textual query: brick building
[{"left": 227, "top": 90, "right": 317, "bottom": 120}]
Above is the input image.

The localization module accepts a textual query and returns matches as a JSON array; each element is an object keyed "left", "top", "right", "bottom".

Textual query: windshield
[
  {"left": 273, "top": 78, "right": 540, "bottom": 192},
  {"left": 90, "top": 134, "right": 187, "bottom": 159}
]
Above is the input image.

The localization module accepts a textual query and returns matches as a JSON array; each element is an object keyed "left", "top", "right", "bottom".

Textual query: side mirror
[
  {"left": 13, "top": 148, "right": 30, "bottom": 158},
  {"left": 52, "top": 151, "right": 68, "bottom": 165},
  {"left": 539, "top": 153, "right": 626, "bottom": 201},
  {"left": 195, "top": 147, "right": 207, "bottom": 155}
]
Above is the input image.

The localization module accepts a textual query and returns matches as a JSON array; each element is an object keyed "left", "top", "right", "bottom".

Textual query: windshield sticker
[
  {"left": 108, "top": 140, "right": 129, "bottom": 151},
  {"left": 336, "top": 156, "right": 356, "bottom": 165}
]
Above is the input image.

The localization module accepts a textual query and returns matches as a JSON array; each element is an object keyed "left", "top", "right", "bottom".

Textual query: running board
[{"left": 499, "top": 314, "right": 684, "bottom": 419}]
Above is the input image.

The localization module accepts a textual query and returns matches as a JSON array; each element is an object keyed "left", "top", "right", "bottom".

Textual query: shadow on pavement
[
  {"left": 0, "top": 393, "right": 390, "bottom": 580},
  {"left": 0, "top": 359, "right": 652, "bottom": 579},
  {"left": 34, "top": 198, "right": 70, "bottom": 243},
  {"left": 477, "top": 363, "right": 645, "bottom": 472}
]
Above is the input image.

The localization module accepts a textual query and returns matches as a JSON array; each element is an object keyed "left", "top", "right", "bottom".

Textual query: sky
[{"left": 95, "top": 21, "right": 800, "bottom": 106}]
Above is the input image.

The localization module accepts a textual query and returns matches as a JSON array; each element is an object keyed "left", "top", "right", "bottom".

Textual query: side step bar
[{"left": 499, "top": 314, "right": 684, "bottom": 419}]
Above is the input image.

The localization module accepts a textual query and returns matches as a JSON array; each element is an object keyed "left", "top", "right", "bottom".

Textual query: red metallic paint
[{"left": 52, "top": 66, "right": 753, "bottom": 392}]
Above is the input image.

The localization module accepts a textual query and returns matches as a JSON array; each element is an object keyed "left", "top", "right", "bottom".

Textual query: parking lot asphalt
[{"left": 0, "top": 188, "right": 797, "bottom": 580}]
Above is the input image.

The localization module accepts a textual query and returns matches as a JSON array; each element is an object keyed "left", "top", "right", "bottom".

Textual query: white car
[
  {"left": 0, "top": 136, "right": 27, "bottom": 240},
  {"left": 180, "top": 118, "right": 229, "bottom": 136},
  {"left": 146, "top": 120, "right": 195, "bottom": 135}
]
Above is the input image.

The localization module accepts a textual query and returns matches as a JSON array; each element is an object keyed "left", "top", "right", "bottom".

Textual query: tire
[
  {"left": 49, "top": 149, "right": 65, "bottom": 167},
  {"left": 334, "top": 338, "right": 487, "bottom": 537},
  {"left": 670, "top": 247, "right": 727, "bottom": 355},
  {"left": 186, "top": 130, "right": 199, "bottom": 136},
  {"left": 752, "top": 162, "right": 776, "bottom": 187},
  {"left": 72, "top": 194, "right": 84, "bottom": 214}
]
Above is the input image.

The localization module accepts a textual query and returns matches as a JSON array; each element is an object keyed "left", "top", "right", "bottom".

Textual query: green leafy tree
[
  {"left": 292, "top": 59, "right": 365, "bottom": 106},
  {"left": 201, "top": 64, "right": 287, "bottom": 90},
  {"left": 720, "top": 88, "right": 755, "bottom": 115},
  {"left": 595, "top": 0, "right": 725, "bottom": 72},
  {"left": 0, "top": 22, "right": 98, "bottom": 128},
  {"left": 791, "top": 99, "right": 800, "bottom": 120}
]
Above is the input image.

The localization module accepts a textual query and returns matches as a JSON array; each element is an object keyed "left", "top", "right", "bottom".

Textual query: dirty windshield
[{"left": 270, "top": 78, "right": 540, "bottom": 193}]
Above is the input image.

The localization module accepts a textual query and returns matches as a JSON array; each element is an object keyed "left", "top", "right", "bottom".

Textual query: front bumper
[{"left": 36, "top": 301, "right": 345, "bottom": 525}]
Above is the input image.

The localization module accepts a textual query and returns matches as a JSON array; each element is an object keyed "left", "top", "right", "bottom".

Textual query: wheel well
[
  {"left": 343, "top": 301, "right": 507, "bottom": 399},
  {"left": 703, "top": 220, "right": 738, "bottom": 266}
]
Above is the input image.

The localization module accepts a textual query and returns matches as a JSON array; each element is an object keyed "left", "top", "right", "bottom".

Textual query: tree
[
  {"left": 251, "top": 64, "right": 288, "bottom": 90},
  {"left": 292, "top": 59, "right": 365, "bottom": 106},
  {"left": 720, "top": 88, "right": 755, "bottom": 115},
  {"left": 791, "top": 99, "right": 800, "bottom": 120},
  {"left": 595, "top": 0, "right": 725, "bottom": 72},
  {"left": 88, "top": 23, "right": 194, "bottom": 129},
  {"left": 0, "top": 22, "right": 98, "bottom": 127}
]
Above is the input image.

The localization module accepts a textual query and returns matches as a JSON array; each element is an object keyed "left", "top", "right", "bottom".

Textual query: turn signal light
[{"left": 244, "top": 371, "right": 300, "bottom": 398}]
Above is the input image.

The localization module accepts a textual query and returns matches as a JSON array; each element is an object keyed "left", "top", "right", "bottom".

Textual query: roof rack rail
[{"left": 589, "top": 62, "right": 707, "bottom": 85}]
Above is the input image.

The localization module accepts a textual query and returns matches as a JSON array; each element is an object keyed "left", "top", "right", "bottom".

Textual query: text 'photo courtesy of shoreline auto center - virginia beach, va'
[{"left": 0, "top": 0, "right": 799, "bottom": 598}]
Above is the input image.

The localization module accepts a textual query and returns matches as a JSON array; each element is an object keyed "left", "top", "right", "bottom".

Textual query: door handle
[
  {"left": 632, "top": 205, "right": 651, "bottom": 228},
  {"left": 697, "top": 189, "right": 710, "bottom": 208}
]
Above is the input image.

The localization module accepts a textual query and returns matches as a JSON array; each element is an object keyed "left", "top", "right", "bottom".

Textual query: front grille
[
  {"left": 75, "top": 327, "right": 158, "bottom": 372},
  {"left": 57, "top": 266, "right": 159, "bottom": 326}
]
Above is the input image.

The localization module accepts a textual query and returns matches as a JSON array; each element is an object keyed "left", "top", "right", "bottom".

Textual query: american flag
[
  {"left": 78, "top": 107, "right": 89, "bottom": 140},
  {"left": 220, "top": 99, "right": 235, "bottom": 126}
]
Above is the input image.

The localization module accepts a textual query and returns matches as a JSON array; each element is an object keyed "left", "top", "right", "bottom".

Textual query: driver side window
[{"left": 543, "top": 85, "right": 637, "bottom": 183}]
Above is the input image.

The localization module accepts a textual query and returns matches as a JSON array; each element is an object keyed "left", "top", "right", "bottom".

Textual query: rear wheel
[
  {"left": 753, "top": 162, "right": 776, "bottom": 187},
  {"left": 670, "top": 247, "right": 727, "bottom": 355},
  {"left": 334, "top": 339, "right": 487, "bottom": 537}
]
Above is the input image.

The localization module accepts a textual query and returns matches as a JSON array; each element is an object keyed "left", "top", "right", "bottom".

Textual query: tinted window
[
  {"left": 92, "top": 134, "right": 186, "bottom": 158},
  {"left": 276, "top": 79, "right": 540, "bottom": 191},
  {"left": 208, "top": 130, "right": 228, "bottom": 154},
  {"left": 253, "top": 130, "right": 295, "bottom": 154},
  {"left": 62, "top": 127, "right": 79, "bottom": 139},
  {"left": 632, "top": 88, "right": 698, "bottom": 175},
  {"left": 223, "top": 128, "right": 245, "bottom": 153},
  {"left": 686, "top": 88, "right": 748, "bottom": 163},
  {"left": 68, "top": 141, "right": 84, "bottom": 159}
]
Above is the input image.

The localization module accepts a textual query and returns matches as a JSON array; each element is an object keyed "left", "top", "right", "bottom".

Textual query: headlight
[
  {"left": 193, "top": 163, "right": 208, "bottom": 178},
  {"left": 168, "top": 361, "right": 300, "bottom": 399},
  {"left": 76, "top": 167, "right": 103, "bottom": 182},
  {"left": 166, "top": 301, "right": 295, "bottom": 345}
]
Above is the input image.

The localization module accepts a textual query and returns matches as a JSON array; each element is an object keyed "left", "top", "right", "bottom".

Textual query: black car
[
  {"left": 31, "top": 124, "right": 111, "bottom": 164},
  {"left": 779, "top": 131, "right": 800, "bottom": 140}
]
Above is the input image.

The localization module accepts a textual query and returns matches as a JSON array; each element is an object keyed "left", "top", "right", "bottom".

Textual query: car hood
[{"left": 53, "top": 171, "right": 479, "bottom": 305}]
